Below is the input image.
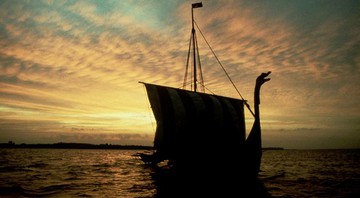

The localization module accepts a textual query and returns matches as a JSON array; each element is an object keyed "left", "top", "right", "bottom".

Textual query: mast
[{"left": 191, "top": 2, "right": 202, "bottom": 92}]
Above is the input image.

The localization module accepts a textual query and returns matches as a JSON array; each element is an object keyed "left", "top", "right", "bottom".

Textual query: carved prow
[
  {"left": 245, "top": 71, "right": 271, "bottom": 177},
  {"left": 254, "top": 71, "right": 271, "bottom": 121}
]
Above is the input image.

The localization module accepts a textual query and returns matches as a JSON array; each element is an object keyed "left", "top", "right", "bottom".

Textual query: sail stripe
[
  {"left": 159, "top": 86, "right": 178, "bottom": 155},
  {"left": 175, "top": 88, "right": 197, "bottom": 148},
  {"left": 187, "top": 91, "right": 206, "bottom": 122},
  {"left": 167, "top": 88, "right": 187, "bottom": 137},
  {"left": 223, "top": 98, "right": 238, "bottom": 130},
  {"left": 230, "top": 99, "right": 246, "bottom": 141},
  {"left": 222, "top": 98, "right": 246, "bottom": 142},
  {"left": 208, "top": 95, "right": 224, "bottom": 127}
]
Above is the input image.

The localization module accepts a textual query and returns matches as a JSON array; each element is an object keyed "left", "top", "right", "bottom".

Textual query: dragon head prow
[{"left": 256, "top": 71, "right": 271, "bottom": 87}]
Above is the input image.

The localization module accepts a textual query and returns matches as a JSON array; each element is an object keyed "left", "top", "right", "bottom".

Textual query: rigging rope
[
  {"left": 194, "top": 20, "right": 255, "bottom": 117},
  {"left": 183, "top": 33, "right": 192, "bottom": 89},
  {"left": 179, "top": 81, "right": 215, "bottom": 95}
]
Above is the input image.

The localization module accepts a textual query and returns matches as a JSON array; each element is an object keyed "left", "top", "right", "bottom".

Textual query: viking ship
[{"left": 139, "top": 2, "right": 271, "bottom": 184}]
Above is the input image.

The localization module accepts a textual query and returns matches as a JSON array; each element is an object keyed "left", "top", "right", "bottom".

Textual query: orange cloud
[{"left": 0, "top": 1, "right": 359, "bottom": 148}]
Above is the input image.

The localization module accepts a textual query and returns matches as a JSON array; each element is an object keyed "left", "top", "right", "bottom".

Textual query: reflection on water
[
  {"left": 0, "top": 149, "right": 359, "bottom": 197},
  {"left": 0, "top": 149, "right": 155, "bottom": 197},
  {"left": 261, "top": 149, "right": 360, "bottom": 198}
]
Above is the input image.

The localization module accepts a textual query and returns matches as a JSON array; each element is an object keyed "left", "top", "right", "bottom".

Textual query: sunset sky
[{"left": 1, "top": 0, "right": 359, "bottom": 149}]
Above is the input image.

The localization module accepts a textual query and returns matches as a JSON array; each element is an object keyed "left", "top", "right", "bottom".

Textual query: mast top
[{"left": 192, "top": 2, "right": 203, "bottom": 9}]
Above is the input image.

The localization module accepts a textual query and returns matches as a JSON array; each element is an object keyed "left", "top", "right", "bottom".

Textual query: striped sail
[{"left": 144, "top": 83, "right": 246, "bottom": 162}]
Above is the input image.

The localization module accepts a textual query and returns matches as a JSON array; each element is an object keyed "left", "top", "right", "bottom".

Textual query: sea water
[{"left": 0, "top": 148, "right": 359, "bottom": 197}]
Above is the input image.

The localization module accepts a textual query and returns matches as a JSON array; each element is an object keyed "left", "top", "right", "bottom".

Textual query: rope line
[{"left": 194, "top": 20, "right": 255, "bottom": 117}]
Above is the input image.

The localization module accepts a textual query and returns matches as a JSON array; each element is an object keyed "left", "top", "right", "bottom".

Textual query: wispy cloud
[{"left": 0, "top": 0, "right": 359, "bottom": 148}]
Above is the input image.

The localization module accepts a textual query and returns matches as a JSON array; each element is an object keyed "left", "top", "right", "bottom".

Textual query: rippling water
[{"left": 0, "top": 149, "right": 359, "bottom": 197}]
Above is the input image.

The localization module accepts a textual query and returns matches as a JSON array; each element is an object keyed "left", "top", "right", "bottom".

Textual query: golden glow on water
[{"left": 1, "top": 149, "right": 358, "bottom": 197}]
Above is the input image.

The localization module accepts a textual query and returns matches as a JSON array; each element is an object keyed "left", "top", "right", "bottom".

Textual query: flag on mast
[{"left": 192, "top": 2, "right": 203, "bottom": 8}]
